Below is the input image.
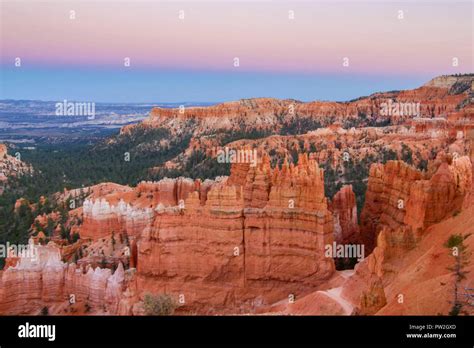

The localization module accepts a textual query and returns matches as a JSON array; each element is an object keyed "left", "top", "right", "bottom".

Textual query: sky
[{"left": 0, "top": 0, "right": 472, "bottom": 103}]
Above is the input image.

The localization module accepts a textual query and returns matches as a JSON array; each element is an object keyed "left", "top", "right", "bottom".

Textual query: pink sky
[{"left": 1, "top": 0, "right": 472, "bottom": 75}]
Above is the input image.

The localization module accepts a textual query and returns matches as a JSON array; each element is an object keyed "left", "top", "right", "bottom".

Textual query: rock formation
[
  {"left": 361, "top": 156, "right": 472, "bottom": 252},
  {"left": 1, "top": 75, "right": 473, "bottom": 315},
  {"left": 341, "top": 154, "right": 473, "bottom": 315},
  {"left": 120, "top": 74, "right": 471, "bottom": 145},
  {"left": 81, "top": 154, "right": 335, "bottom": 313},
  {"left": 329, "top": 185, "right": 360, "bottom": 245},
  {"left": 0, "top": 241, "right": 125, "bottom": 314}
]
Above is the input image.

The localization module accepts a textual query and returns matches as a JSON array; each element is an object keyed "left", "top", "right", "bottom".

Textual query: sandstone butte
[{"left": 0, "top": 74, "right": 473, "bottom": 315}]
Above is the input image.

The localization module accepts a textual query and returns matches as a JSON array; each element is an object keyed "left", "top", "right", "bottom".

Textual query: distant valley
[{"left": 0, "top": 100, "right": 214, "bottom": 144}]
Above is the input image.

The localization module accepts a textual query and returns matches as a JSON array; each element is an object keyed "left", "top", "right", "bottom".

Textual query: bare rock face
[
  {"left": 343, "top": 155, "right": 473, "bottom": 315},
  {"left": 329, "top": 185, "right": 360, "bottom": 245},
  {"left": 346, "top": 203, "right": 474, "bottom": 316},
  {"left": 376, "top": 205, "right": 474, "bottom": 315},
  {"left": 75, "top": 154, "right": 335, "bottom": 313},
  {"left": 360, "top": 161, "right": 422, "bottom": 251},
  {"left": 0, "top": 242, "right": 125, "bottom": 314},
  {"left": 360, "top": 156, "right": 472, "bottom": 252},
  {"left": 80, "top": 178, "right": 199, "bottom": 240},
  {"left": 134, "top": 153, "right": 335, "bottom": 313},
  {"left": 405, "top": 156, "right": 472, "bottom": 230},
  {"left": 243, "top": 154, "right": 334, "bottom": 288},
  {"left": 81, "top": 198, "right": 154, "bottom": 240}
]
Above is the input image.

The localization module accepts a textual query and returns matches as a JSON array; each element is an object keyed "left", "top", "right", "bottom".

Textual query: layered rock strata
[
  {"left": 121, "top": 75, "right": 472, "bottom": 140},
  {"left": 329, "top": 185, "right": 360, "bottom": 245},
  {"left": 80, "top": 154, "right": 335, "bottom": 313},
  {"left": 0, "top": 242, "right": 125, "bottom": 314},
  {"left": 342, "top": 156, "right": 473, "bottom": 314},
  {"left": 360, "top": 156, "right": 472, "bottom": 252}
]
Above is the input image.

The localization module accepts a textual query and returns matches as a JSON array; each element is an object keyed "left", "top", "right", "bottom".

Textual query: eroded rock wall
[
  {"left": 76, "top": 154, "right": 336, "bottom": 313},
  {"left": 0, "top": 242, "right": 125, "bottom": 314}
]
